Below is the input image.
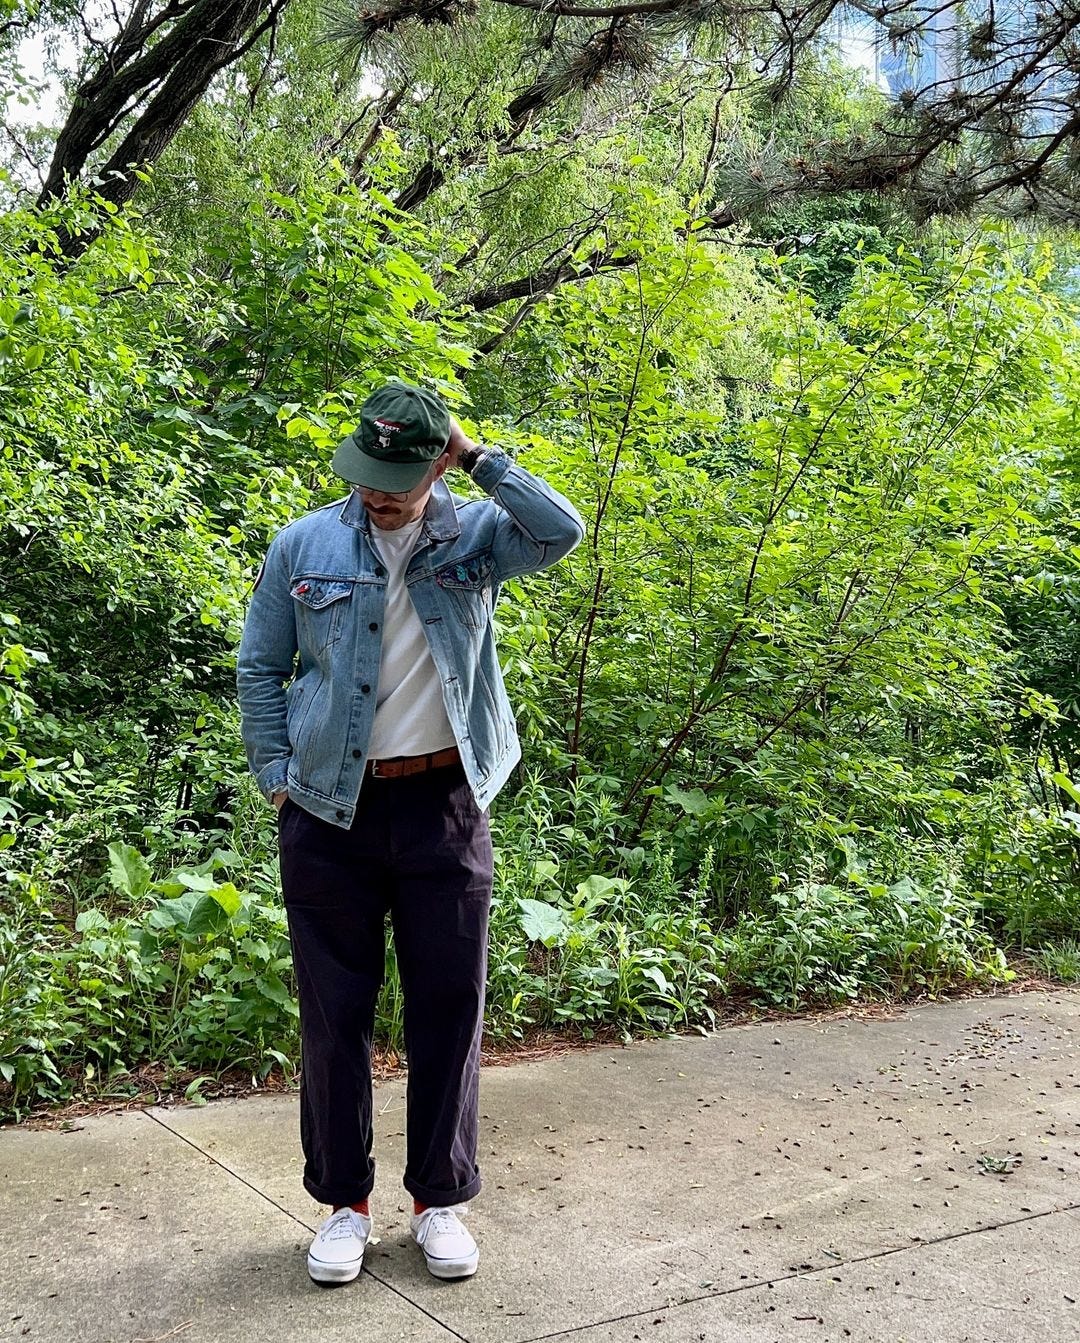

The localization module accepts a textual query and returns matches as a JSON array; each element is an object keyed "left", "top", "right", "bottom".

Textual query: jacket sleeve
[
  {"left": 236, "top": 529, "right": 297, "bottom": 800},
  {"left": 471, "top": 452, "right": 585, "bottom": 582}
]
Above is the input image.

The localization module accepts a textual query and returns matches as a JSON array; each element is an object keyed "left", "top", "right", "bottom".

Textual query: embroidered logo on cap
[{"left": 374, "top": 419, "right": 403, "bottom": 451}]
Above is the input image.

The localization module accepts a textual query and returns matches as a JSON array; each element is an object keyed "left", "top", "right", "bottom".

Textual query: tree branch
[{"left": 463, "top": 245, "right": 638, "bottom": 311}]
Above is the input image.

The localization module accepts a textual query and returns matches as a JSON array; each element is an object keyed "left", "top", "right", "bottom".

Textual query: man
[{"left": 236, "top": 381, "right": 583, "bottom": 1286}]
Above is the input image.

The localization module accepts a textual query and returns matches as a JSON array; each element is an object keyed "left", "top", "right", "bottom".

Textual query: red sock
[
  {"left": 332, "top": 1200, "right": 370, "bottom": 1216},
  {"left": 413, "top": 1200, "right": 428, "bottom": 1215}
]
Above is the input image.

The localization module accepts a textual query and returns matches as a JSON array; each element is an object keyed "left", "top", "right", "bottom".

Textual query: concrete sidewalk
[{"left": 2, "top": 989, "right": 1079, "bottom": 1343}]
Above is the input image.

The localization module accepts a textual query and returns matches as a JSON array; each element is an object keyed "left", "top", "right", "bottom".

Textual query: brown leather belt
[{"left": 366, "top": 746, "right": 461, "bottom": 779}]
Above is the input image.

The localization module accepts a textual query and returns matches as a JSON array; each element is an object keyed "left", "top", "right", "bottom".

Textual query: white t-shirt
[{"left": 366, "top": 518, "right": 457, "bottom": 759}]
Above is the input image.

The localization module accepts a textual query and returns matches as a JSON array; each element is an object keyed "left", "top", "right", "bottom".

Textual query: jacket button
[
  {"left": 374, "top": 565, "right": 385, "bottom": 578},
  {"left": 336, "top": 809, "right": 345, "bottom": 820},
  {"left": 369, "top": 622, "right": 378, "bottom": 632},
  {"left": 352, "top": 749, "right": 362, "bottom": 759},
  {"left": 361, "top": 684, "right": 371, "bottom": 694}
]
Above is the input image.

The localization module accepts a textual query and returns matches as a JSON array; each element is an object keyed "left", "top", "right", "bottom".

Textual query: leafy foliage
[{"left": 2, "top": 119, "right": 1080, "bottom": 1120}]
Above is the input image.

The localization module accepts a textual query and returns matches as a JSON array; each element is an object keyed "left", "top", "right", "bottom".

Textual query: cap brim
[{"left": 331, "top": 435, "right": 433, "bottom": 491}]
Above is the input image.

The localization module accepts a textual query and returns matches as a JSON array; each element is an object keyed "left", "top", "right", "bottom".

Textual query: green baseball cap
[{"left": 331, "top": 381, "right": 451, "bottom": 492}]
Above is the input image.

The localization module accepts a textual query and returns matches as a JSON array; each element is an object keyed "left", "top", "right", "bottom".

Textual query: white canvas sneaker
[
  {"left": 410, "top": 1204, "right": 480, "bottom": 1279},
  {"left": 307, "top": 1207, "right": 371, "bottom": 1284}
]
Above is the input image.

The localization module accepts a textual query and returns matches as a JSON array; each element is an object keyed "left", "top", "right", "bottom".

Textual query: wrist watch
[{"left": 457, "top": 444, "right": 487, "bottom": 474}]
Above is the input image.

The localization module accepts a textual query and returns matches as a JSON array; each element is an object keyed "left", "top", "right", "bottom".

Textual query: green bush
[
  {"left": 728, "top": 874, "right": 1009, "bottom": 1011},
  {"left": 1032, "top": 940, "right": 1080, "bottom": 983},
  {"left": 0, "top": 842, "right": 298, "bottom": 1118}
]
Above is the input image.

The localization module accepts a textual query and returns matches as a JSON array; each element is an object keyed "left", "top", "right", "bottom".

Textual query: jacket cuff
[
  {"left": 469, "top": 450, "right": 512, "bottom": 493},
  {"left": 257, "top": 759, "right": 290, "bottom": 802}
]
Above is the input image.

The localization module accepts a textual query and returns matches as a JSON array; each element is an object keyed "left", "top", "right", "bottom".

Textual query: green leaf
[
  {"left": 663, "top": 785, "right": 711, "bottom": 816},
  {"left": 255, "top": 974, "right": 295, "bottom": 1007},
  {"left": 107, "top": 842, "right": 152, "bottom": 900},
  {"left": 148, "top": 890, "right": 204, "bottom": 931},
  {"left": 184, "top": 1076, "right": 213, "bottom": 1107},
  {"left": 184, "top": 895, "right": 232, "bottom": 937},
  {"left": 518, "top": 898, "right": 570, "bottom": 947},
  {"left": 175, "top": 870, "right": 215, "bottom": 892},
  {"left": 208, "top": 881, "right": 241, "bottom": 917},
  {"left": 640, "top": 965, "right": 675, "bottom": 997},
  {"left": 75, "top": 909, "right": 110, "bottom": 933},
  {"left": 573, "top": 874, "right": 628, "bottom": 906}
]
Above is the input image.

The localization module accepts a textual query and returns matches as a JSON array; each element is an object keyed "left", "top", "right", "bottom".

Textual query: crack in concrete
[
  {"left": 142, "top": 1110, "right": 317, "bottom": 1235},
  {"left": 143, "top": 1109, "right": 472, "bottom": 1343},
  {"left": 509, "top": 1201, "right": 1080, "bottom": 1343}
]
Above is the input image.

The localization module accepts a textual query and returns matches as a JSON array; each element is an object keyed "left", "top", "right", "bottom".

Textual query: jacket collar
[{"left": 338, "top": 480, "right": 461, "bottom": 544}]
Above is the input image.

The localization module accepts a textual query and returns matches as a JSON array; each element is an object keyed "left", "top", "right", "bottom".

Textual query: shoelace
[
  {"left": 323, "top": 1209, "right": 366, "bottom": 1243},
  {"left": 418, "top": 1206, "right": 466, "bottom": 1243}
]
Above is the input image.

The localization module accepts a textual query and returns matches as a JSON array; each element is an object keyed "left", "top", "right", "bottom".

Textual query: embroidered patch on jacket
[
  {"left": 290, "top": 579, "right": 352, "bottom": 608},
  {"left": 435, "top": 561, "right": 488, "bottom": 589}
]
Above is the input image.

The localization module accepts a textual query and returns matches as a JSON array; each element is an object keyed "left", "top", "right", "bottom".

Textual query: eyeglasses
[
  {"left": 358, "top": 485, "right": 412, "bottom": 503},
  {"left": 356, "top": 463, "right": 436, "bottom": 505}
]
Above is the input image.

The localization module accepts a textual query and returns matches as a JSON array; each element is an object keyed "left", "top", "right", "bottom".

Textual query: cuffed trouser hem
[
  {"left": 404, "top": 1171, "right": 482, "bottom": 1207},
  {"left": 303, "top": 1169, "right": 377, "bottom": 1208}
]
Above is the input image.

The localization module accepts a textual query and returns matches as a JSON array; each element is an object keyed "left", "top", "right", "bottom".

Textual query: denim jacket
[{"left": 236, "top": 452, "right": 584, "bottom": 826}]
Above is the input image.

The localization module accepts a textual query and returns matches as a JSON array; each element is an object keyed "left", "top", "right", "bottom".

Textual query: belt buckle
[{"left": 370, "top": 758, "right": 390, "bottom": 779}]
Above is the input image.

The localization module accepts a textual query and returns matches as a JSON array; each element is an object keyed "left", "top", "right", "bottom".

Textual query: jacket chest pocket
[
  {"left": 435, "top": 558, "right": 493, "bottom": 631},
  {"left": 291, "top": 578, "right": 353, "bottom": 652}
]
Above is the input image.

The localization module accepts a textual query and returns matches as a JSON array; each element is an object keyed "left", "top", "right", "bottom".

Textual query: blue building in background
[{"left": 827, "top": 3, "right": 1068, "bottom": 131}]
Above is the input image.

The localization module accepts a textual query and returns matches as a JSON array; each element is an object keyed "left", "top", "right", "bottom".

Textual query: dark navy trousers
[{"left": 278, "top": 763, "right": 492, "bottom": 1208}]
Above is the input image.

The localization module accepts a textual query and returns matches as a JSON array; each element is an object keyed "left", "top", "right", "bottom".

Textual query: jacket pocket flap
[{"left": 290, "top": 579, "right": 353, "bottom": 610}]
